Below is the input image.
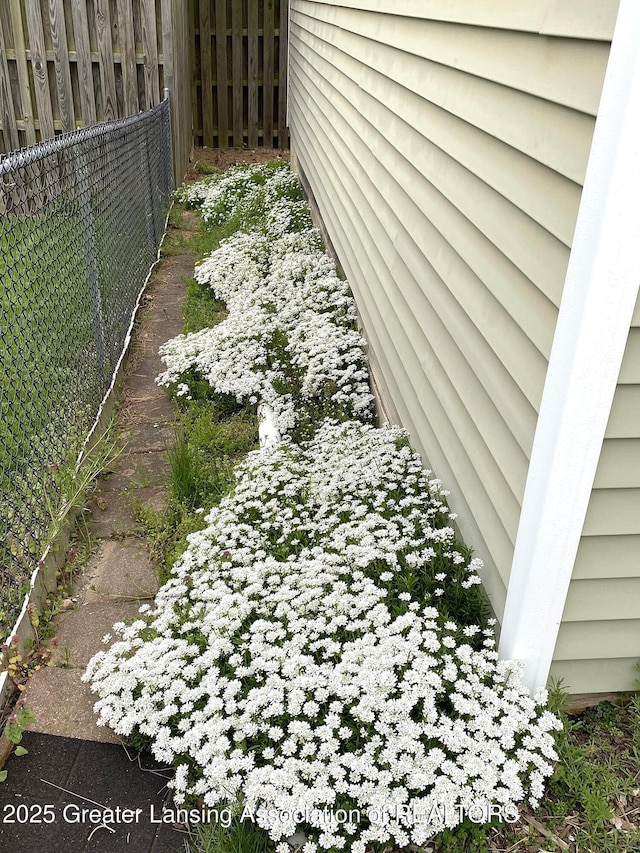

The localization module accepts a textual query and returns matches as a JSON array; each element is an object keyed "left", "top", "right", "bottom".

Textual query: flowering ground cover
[{"left": 84, "top": 161, "right": 562, "bottom": 852}]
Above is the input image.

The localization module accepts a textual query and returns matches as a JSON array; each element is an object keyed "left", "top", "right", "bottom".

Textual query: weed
[
  {"left": 0, "top": 698, "right": 36, "bottom": 781},
  {"left": 190, "top": 818, "right": 273, "bottom": 853},
  {"left": 194, "top": 161, "right": 220, "bottom": 176},
  {"left": 487, "top": 684, "right": 640, "bottom": 853},
  {"left": 183, "top": 277, "right": 226, "bottom": 334},
  {"left": 137, "top": 403, "right": 257, "bottom": 585}
]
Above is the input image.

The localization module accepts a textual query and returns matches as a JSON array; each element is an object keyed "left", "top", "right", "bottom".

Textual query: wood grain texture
[
  {"left": 248, "top": 0, "right": 259, "bottom": 147},
  {"left": 0, "top": 15, "right": 20, "bottom": 151},
  {"left": 278, "top": 0, "right": 288, "bottom": 144},
  {"left": 9, "top": 0, "right": 36, "bottom": 144},
  {"left": 115, "top": 0, "right": 139, "bottom": 115},
  {"left": 25, "top": 0, "right": 55, "bottom": 137},
  {"left": 161, "top": 0, "right": 192, "bottom": 183},
  {"left": 263, "top": 0, "right": 274, "bottom": 145},
  {"left": 231, "top": 0, "right": 242, "bottom": 145},
  {"left": 48, "top": 0, "right": 75, "bottom": 132},
  {"left": 191, "top": 0, "right": 289, "bottom": 148},
  {"left": 70, "top": 0, "right": 98, "bottom": 126},
  {"left": 140, "top": 0, "right": 160, "bottom": 107},
  {"left": 93, "top": 0, "right": 118, "bottom": 121},
  {"left": 214, "top": 0, "right": 227, "bottom": 146},
  {"left": 199, "top": 0, "right": 213, "bottom": 143}
]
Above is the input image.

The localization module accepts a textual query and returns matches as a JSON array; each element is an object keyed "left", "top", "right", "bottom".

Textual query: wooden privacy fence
[
  {"left": 0, "top": 0, "right": 192, "bottom": 182},
  {"left": 193, "top": 0, "right": 289, "bottom": 149},
  {"left": 0, "top": 1, "right": 289, "bottom": 176}
]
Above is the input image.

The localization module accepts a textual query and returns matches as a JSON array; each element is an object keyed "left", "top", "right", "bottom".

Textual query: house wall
[
  {"left": 288, "top": 0, "right": 630, "bottom": 690},
  {"left": 550, "top": 291, "right": 640, "bottom": 694}
]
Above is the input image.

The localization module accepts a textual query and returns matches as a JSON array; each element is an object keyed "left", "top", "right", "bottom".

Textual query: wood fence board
[
  {"left": 140, "top": 0, "right": 160, "bottom": 107},
  {"left": 214, "top": 0, "right": 228, "bottom": 146},
  {"left": 161, "top": 0, "right": 192, "bottom": 183},
  {"left": 160, "top": 0, "right": 174, "bottom": 98},
  {"left": 0, "top": 16, "right": 20, "bottom": 152},
  {"left": 25, "top": 0, "right": 55, "bottom": 137},
  {"left": 231, "top": 0, "right": 242, "bottom": 145},
  {"left": 9, "top": 0, "right": 37, "bottom": 144},
  {"left": 199, "top": 0, "right": 213, "bottom": 144},
  {"left": 116, "top": 0, "right": 138, "bottom": 114},
  {"left": 49, "top": 0, "right": 75, "bottom": 133},
  {"left": 189, "top": 0, "right": 197, "bottom": 142},
  {"left": 278, "top": 0, "right": 287, "bottom": 145},
  {"left": 248, "top": 0, "right": 258, "bottom": 147},
  {"left": 263, "top": 0, "right": 274, "bottom": 146},
  {"left": 0, "top": 1, "right": 284, "bottom": 170},
  {"left": 70, "top": 0, "right": 98, "bottom": 126},
  {"left": 93, "top": 0, "right": 117, "bottom": 121}
]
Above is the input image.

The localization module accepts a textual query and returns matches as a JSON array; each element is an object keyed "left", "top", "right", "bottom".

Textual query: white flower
[{"left": 83, "top": 163, "right": 559, "bottom": 853}]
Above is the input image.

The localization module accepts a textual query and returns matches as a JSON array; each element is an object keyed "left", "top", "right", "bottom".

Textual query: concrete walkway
[{"left": 0, "top": 211, "right": 199, "bottom": 852}]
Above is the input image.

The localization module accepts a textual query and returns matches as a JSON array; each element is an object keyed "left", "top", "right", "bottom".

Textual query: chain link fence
[{"left": 0, "top": 97, "right": 173, "bottom": 637}]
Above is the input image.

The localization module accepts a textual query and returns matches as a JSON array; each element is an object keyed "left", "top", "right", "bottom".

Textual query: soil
[{"left": 184, "top": 145, "right": 289, "bottom": 183}]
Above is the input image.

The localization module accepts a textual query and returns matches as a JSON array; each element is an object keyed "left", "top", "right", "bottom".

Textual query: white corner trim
[{"left": 498, "top": 0, "right": 640, "bottom": 692}]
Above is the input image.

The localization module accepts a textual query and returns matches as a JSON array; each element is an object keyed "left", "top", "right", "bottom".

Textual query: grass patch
[
  {"left": 194, "top": 161, "right": 221, "bottom": 176},
  {"left": 189, "top": 817, "right": 273, "bottom": 853},
  {"left": 137, "top": 403, "right": 258, "bottom": 585},
  {"left": 161, "top": 201, "right": 249, "bottom": 261},
  {"left": 183, "top": 277, "right": 227, "bottom": 334}
]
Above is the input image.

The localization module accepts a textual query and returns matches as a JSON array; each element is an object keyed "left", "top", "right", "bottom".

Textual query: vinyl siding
[
  {"left": 561, "top": 291, "right": 640, "bottom": 693},
  {"left": 288, "top": 1, "right": 618, "bottom": 638},
  {"left": 549, "top": 657, "right": 639, "bottom": 696}
]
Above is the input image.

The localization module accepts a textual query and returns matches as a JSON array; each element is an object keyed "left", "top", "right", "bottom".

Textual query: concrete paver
[
  {"left": 81, "top": 540, "right": 159, "bottom": 604},
  {"left": 18, "top": 669, "right": 120, "bottom": 744}
]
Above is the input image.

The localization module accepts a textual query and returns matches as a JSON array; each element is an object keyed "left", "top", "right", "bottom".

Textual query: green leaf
[
  {"left": 14, "top": 746, "right": 28, "bottom": 757},
  {"left": 17, "top": 707, "right": 35, "bottom": 727},
  {"left": 4, "top": 724, "right": 22, "bottom": 744},
  {"left": 0, "top": 771, "right": 7, "bottom": 782}
]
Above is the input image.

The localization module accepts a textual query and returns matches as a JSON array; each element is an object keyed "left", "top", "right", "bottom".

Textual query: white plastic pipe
[{"left": 258, "top": 402, "right": 281, "bottom": 450}]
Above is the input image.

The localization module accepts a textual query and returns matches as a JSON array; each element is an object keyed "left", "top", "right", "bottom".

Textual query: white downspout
[{"left": 498, "top": 0, "right": 640, "bottom": 692}]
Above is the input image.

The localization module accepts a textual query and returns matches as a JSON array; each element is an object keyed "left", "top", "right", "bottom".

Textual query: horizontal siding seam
[
  {"left": 290, "top": 36, "right": 557, "bottom": 398},
  {"left": 288, "top": 75, "right": 523, "bottom": 553}
]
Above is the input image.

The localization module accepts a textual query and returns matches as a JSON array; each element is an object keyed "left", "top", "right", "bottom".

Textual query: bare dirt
[{"left": 184, "top": 145, "right": 289, "bottom": 183}]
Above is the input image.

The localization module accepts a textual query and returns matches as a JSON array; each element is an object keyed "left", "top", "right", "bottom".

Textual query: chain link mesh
[{"left": 0, "top": 98, "right": 173, "bottom": 636}]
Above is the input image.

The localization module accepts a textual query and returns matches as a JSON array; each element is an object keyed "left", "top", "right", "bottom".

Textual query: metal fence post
[{"left": 74, "top": 146, "right": 107, "bottom": 383}]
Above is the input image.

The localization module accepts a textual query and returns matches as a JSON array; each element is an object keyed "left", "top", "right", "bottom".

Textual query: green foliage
[
  {"left": 0, "top": 701, "right": 36, "bottom": 781},
  {"left": 434, "top": 817, "right": 496, "bottom": 852},
  {"left": 0, "top": 424, "right": 119, "bottom": 644},
  {"left": 490, "top": 683, "right": 640, "bottom": 853},
  {"left": 183, "top": 277, "right": 227, "bottom": 334},
  {"left": 194, "top": 161, "right": 221, "bottom": 176},
  {"left": 4, "top": 705, "right": 35, "bottom": 746},
  {"left": 162, "top": 198, "right": 253, "bottom": 262},
  {"left": 191, "top": 817, "right": 274, "bottom": 853},
  {"left": 138, "top": 402, "right": 258, "bottom": 585}
]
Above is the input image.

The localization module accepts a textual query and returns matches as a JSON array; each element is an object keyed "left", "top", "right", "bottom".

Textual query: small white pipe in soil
[{"left": 257, "top": 402, "right": 281, "bottom": 450}]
